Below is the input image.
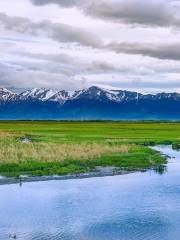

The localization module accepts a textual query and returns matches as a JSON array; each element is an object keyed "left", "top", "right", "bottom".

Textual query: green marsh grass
[{"left": 0, "top": 121, "right": 175, "bottom": 177}]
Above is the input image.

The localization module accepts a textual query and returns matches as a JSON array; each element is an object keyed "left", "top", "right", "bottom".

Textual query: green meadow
[{"left": 0, "top": 121, "right": 179, "bottom": 177}]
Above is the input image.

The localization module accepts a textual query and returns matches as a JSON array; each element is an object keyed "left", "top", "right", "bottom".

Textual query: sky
[{"left": 1, "top": 0, "right": 180, "bottom": 93}]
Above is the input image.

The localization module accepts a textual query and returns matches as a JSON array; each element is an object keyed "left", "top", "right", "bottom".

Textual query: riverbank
[
  {"left": 0, "top": 163, "right": 167, "bottom": 186},
  {"left": 0, "top": 167, "right": 136, "bottom": 185},
  {"left": 0, "top": 144, "right": 166, "bottom": 178}
]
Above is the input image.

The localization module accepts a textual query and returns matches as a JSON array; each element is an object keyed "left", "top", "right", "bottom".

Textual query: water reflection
[{"left": 153, "top": 164, "right": 167, "bottom": 175}]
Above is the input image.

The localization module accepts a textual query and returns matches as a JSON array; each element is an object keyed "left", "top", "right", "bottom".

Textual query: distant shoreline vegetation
[{"left": 0, "top": 120, "right": 180, "bottom": 123}]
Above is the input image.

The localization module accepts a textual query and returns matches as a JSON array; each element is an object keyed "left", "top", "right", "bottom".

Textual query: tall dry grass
[
  {"left": 0, "top": 132, "right": 16, "bottom": 137},
  {"left": 0, "top": 137, "right": 130, "bottom": 163}
]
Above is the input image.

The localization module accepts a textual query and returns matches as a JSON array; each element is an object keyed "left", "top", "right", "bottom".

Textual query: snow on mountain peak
[
  {"left": 0, "top": 88, "right": 16, "bottom": 101},
  {"left": 0, "top": 86, "right": 126, "bottom": 103},
  {"left": 19, "top": 88, "right": 58, "bottom": 101},
  {"left": 0, "top": 86, "right": 180, "bottom": 106}
]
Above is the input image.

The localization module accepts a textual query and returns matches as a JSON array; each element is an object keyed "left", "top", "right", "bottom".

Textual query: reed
[{"left": 0, "top": 138, "right": 130, "bottom": 163}]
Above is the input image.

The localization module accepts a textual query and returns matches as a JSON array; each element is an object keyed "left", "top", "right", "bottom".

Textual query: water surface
[{"left": 1, "top": 145, "right": 180, "bottom": 240}]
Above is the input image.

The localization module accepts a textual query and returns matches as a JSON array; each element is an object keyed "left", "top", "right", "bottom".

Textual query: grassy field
[{"left": 0, "top": 121, "right": 179, "bottom": 177}]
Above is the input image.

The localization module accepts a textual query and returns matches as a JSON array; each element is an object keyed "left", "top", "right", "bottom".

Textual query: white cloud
[{"left": 0, "top": 0, "right": 180, "bottom": 93}]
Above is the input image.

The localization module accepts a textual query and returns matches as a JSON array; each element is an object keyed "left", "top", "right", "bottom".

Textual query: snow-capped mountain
[
  {"left": 0, "top": 88, "right": 17, "bottom": 101},
  {"left": 18, "top": 88, "right": 57, "bottom": 101},
  {"left": 0, "top": 86, "right": 180, "bottom": 119},
  {"left": 48, "top": 90, "right": 83, "bottom": 104},
  {"left": 17, "top": 88, "right": 83, "bottom": 103},
  {"left": 15, "top": 86, "right": 141, "bottom": 104},
  {"left": 5, "top": 85, "right": 178, "bottom": 104}
]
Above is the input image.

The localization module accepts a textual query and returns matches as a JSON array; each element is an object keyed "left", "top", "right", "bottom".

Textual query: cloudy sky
[{"left": 1, "top": 0, "right": 180, "bottom": 92}]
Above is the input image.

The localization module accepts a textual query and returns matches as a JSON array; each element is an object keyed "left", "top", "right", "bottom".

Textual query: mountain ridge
[
  {"left": 0, "top": 86, "right": 180, "bottom": 120},
  {"left": 2, "top": 86, "right": 179, "bottom": 103}
]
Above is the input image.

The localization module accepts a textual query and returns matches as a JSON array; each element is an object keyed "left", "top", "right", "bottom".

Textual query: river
[{"left": 0, "top": 145, "right": 180, "bottom": 240}]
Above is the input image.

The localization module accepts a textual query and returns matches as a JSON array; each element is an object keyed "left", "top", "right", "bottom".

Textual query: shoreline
[
  {"left": 0, "top": 148, "right": 169, "bottom": 186},
  {"left": 0, "top": 168, "right": 136, "bottom": 186}
]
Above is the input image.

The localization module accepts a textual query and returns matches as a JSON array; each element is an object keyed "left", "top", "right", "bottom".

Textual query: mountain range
[{"left": 0, "top": 86, "right": 180, "bottom": 120}]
